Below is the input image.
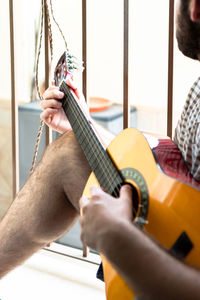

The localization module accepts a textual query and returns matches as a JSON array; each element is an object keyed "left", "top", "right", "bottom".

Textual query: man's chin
[
  {"left": 176, "top": 0, "right": 200, "bottom": 60},
  {"left": 176, "top": 27, "right": 200, "bottom": 60},
  {"left": 177, "top": 43, "right": 199, "bottom": 60}
]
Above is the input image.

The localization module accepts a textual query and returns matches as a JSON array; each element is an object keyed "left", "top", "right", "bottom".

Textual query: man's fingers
[
  {"left": 89, "top": 185, "right": 132, "bottom": 202},
  {"left": 90, "top": 185, "right": 104, "bottom": 196},
  {"left": 79, "top": 196, "right": 89, "bottom": 215},
  {"left": 119, "top": 185, "right": 134, "bottom": 220},
  {"left": 40, "top": 108, "right": 58, "bottom": 123},
  {"left": 79, "top": 196, "right": 89, "bottom": 208},
  {"left": 119, "top": 185, "right": 132, "bottom": 200},
  {"left": 66, "top": 75, "right": 83, "bottom": 100},
  {"left": 43, "top": 88, "right": 64, "bottom": 100},
  {"left": 40, "top": 99, "right": 62, "bottom": 110}
]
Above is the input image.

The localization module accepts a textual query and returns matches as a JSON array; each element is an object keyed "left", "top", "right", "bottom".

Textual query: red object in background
[{"left": 89, "top": 97, "right": 112, "bottom": 113}]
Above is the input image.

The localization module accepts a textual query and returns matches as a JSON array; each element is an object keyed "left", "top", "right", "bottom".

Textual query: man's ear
[{"left": 190, "top": 0, "right": 200, "bottom": 22}]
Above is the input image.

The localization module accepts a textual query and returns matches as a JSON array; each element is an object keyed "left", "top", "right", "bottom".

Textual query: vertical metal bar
[
  {"left": 123, "top": 0, "right": 129, "bottom": 129},
  {"left": 9, "top": 0, "right": 19, "bottom": 199},
  {"left": 82, "top": 0, "right": 89, "bottom": 258},
  {"left": 44, "top": 0, "right": 52, "bottom": 144},
  {"left": 82, "top": 0, "right": 87, "bottom": 102},
  {"left": 167, "top": 0, "right": 174, "bottom": 138}
]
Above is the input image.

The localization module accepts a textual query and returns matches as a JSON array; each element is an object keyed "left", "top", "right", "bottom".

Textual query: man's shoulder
[
  {"left": 175, "top": 77, "right": 200, "bottom": 130},
  {"left": 173, "top": 77, "right": 200, "bottom": 182}
]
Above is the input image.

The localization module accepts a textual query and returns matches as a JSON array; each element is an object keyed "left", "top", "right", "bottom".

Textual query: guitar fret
[
  {"left": 72, "top": 122, "right": 79, "bottom": 132},
  {"left": 91, "top": 153, "right": 107, "bottom": 170},
  {"left": 86, "top": 145, "right": 123, "bottom": 188},
  {"left": 75, "top": 126, "right": 87, "bottom": 142},
  {"left": 79, "top": 133, "right": 86, "bottom": 144},
  {"left": 81, "top": 137, "right": 94, "bottom": 155},
  {"left": 80, "top": 138, "right": 101, "bottom": 167},
  {"left": 86, "top": 149, "right": 96, "bottom": 162},
  {"left": 89, "top": 147, "right": 123, "bottom": 185},
  {"left": 94, "top": 164, "right": 122, "bottom": 186}
]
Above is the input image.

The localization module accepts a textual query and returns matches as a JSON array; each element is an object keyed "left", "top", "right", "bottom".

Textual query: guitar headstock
[{"left": 54, "top": 51, "right": 84, "bottom": 87}]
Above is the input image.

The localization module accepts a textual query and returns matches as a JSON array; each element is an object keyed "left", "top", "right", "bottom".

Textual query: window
[{"left": 1, "top": 0, "right": 199, "bottom": 254}]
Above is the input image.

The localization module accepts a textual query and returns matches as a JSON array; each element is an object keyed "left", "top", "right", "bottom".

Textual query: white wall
[
  {"left": 0, "top": 1, "right": 11, "bottom": 100},
  {"left": 1, "top": 0, "right": 200, "bottom": 133}
]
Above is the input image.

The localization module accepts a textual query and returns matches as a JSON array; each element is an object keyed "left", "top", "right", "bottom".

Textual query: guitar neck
[{"left": 59, "top": 81, "right": 124, "bottom": 195}]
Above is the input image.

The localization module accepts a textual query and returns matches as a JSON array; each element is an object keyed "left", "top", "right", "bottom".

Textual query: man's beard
[{"left": 176, "top": 0, "right": 200, "bottom": 60}]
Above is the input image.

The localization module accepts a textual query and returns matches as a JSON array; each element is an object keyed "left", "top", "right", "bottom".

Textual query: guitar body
[{"left": 83, "top": 128, "right": 200, "bottom": 300}]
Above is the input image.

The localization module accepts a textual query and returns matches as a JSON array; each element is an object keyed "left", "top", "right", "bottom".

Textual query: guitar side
[{"left": 83, "top": 128, "right": 200, "bottom": 300}]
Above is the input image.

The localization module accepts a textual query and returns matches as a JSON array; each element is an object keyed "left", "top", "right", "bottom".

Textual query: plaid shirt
[{"left": 174, "top": 77, "right": 200, "bottom": 182}]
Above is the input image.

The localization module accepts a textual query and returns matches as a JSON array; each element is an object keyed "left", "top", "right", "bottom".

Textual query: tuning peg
[{"left": 66, "top": 51, "right": 84, "bottom": 71}]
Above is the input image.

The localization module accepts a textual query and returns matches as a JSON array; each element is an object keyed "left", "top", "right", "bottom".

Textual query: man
[
  {"left": 174, "top": 0, "right": 200, "bottom": 182},
  {"left": 0, "top": 0, "right": 200, "bottom": 298}
]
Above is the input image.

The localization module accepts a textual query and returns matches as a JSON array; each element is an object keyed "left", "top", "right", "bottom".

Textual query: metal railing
[{"left": 9, "top": 0, "right": 175, "bottom": 199}]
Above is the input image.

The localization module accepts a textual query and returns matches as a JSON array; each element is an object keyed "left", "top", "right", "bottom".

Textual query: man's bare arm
[{"left": 101, "top": 219, "right": 200, "bottom": 299}]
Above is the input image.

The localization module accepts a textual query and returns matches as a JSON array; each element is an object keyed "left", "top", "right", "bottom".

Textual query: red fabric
[{"left": 153, "top": 139, "right": 200, "bottom": 188}]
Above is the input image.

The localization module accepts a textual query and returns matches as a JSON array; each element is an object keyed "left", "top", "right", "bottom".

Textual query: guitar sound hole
[{"left": 131, "top": 184, "right": 139, "bottom": 219}]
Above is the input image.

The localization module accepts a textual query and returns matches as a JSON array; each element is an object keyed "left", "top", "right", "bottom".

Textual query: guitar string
[
  {"left": 69, "top": 116, "right": 121, "bottom": 197},
  {"left": 61, "top": 83, "right": 124, "bottom": 197},
  {"left": 71, "top": 116, "right": 122, "bottom": 197},
  {"left": 61, "top": 85, "right": 119, "bottom": 183},
  {"left": 61, "top": 85, "right": 122, "bottom": 197}
]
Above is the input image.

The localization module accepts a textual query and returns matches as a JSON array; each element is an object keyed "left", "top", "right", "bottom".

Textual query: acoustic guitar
[{"left": 54, "top": 52, "right": 200, "bottom": 300}]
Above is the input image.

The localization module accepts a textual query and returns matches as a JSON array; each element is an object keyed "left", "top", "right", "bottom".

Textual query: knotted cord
[
  {"left": 30, "top": 0, "right": 67, "bottom": 174},
  {"left": 30, "top": 0, "right": 45, "bottom": 174},
  {"left": 49, "top": 0, "right": 69, "bottom": 51}
]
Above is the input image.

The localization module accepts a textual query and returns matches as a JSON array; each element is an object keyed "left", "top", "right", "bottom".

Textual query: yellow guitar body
[{"left": 83, "top": 128, "right": 200, "bottom": 300}]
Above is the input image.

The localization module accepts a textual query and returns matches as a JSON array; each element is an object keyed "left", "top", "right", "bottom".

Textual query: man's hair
[{"left": 176, "top": 0, "right": 200, "bottom": 60}]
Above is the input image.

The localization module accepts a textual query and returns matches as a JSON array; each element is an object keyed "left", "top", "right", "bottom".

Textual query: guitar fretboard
[{"left": 60, "top": 81, "right": 124, "bottom": 196}]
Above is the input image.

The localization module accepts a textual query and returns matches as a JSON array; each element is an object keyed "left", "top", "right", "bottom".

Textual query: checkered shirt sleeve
[{"left": 173, "top": 77, "right": 200, "bottom": 182}]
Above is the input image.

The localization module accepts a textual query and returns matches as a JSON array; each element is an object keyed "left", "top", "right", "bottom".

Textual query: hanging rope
[
  {"left": 49, "top": 0, "right": 68, "bottom": 51},
  {"left": 45, "top": 0, "right": 53, "bottom": 62},
  {"left": 30, "top": 0, "right": 45, "bottom": 174},
  {"left": 30, "top": 0, "right": 67, "bottom": 174}
]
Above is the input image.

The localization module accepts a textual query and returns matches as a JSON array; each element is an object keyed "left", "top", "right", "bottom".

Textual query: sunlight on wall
[
  {"left": 87, "top": 0, "right": 124, "bottom": 103},
  {"left": 129, "top": 0, "right": 169, "bottom": 109}
]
